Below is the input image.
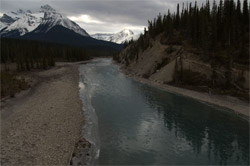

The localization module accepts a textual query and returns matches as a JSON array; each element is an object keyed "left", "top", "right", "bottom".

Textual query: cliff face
[{"left": 116, "top": 33, "right": 249, "bottom": 92}]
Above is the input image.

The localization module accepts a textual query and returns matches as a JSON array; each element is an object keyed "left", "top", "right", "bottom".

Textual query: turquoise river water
[{"left": 79, "top": 58, "right": 249, "bottom": 165}]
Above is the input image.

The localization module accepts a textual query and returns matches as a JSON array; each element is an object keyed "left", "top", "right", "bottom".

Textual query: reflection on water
[
  {"left": 140, "top": 85, "right": 249, "bottom": 165},
  {"left": 79, "top": 58, "right": 249, "bottom": 165}
]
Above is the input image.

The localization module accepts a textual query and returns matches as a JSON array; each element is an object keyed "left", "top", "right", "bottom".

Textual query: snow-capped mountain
[
  {"left": 0, "top": 9, "right": 40, "bottom": 33},
  {"left": 2, "top": 13, "right": 43, "bottom": 36},
  {"left": 33, "top": 5, "right": 89, "bottom": 36},
  {"left": 91, "top": 29, "right": 139, "bottom": 44},
  {"left": 0, "top": 5, "right": 89, "bottom": 37},
  {"left": 0, "top": 9, "right": 29, "bottom": 31}
]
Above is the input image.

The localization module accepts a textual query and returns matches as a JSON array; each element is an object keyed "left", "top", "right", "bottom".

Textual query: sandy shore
[
  {"left": 119, "top": 65, "right": 250, "bottom": 121},
  {"left": 1, "top": 63, "right": 85, "bottom": 165}
]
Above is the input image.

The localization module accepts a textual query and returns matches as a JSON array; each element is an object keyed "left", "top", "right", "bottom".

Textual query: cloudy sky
[{"left": 0, "top": 0, "right": 207, "bottom": 35}]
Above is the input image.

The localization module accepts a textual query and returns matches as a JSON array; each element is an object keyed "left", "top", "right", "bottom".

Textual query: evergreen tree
[
  {"left": 243, "top": 0, "right": 249, "bottom": 30},
  {"left": 119, "top": 0, "right": 249, "bottom": 69}
]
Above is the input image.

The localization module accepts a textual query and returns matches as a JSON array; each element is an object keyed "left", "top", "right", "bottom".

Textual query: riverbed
[
  {"left": 79, "top": 58, "right": 249, "bottom": 165},
  {"left": 1, "top": 63, "right": 83, "bottom": 165}
]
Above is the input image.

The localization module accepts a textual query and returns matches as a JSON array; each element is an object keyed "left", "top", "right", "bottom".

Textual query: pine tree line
[
  {"left": 127, "top": 0, "right": 249, "bottom": 66},
  {"left": 1, "top": 38, "right": 93, "bottom": 71}
]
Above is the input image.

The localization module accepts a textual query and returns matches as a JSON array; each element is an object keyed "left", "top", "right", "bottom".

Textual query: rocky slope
[
  {"left": 115, "top": 33, "right": 249, "bottom": 99},
  {"left": 0, "top": 14, "right": 16, "bottom": 30}
]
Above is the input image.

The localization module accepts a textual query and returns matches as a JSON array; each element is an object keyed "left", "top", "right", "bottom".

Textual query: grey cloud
[{"left": 1, "top": 0, "right": 207, "bottom": 34}]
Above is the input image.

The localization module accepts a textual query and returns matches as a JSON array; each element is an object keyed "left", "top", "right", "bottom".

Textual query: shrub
[{"left": 1, "top": 71, "right": 29, "bottom": 97}]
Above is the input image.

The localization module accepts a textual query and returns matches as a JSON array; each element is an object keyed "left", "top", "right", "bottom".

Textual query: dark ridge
[{"left": 23, "top": 25, "right": 123, "bottom": 51}]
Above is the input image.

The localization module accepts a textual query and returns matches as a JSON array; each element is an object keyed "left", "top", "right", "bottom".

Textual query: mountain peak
[
  {"left": 40, "top": 4, "right": 56, "bottom": 12},
  {"left": 120, "top": 29, "right": 134, "bottom": 35}
]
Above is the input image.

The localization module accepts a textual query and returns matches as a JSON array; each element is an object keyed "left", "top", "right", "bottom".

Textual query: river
[{"left": 79, "top": 58, "right": 249, "bottom": 165}]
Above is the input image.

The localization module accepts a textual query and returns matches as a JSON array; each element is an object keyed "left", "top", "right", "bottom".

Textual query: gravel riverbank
[{"left": 1, "top": 63, "right": 85, "bottom": 165}]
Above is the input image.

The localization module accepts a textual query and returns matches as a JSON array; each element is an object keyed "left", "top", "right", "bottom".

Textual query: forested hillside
[
  {"left": 115, "top": 0, "right": 249, "bottom": 100},
  {"left": 1, "top": 38, "right": 119, "bottom": 71}
]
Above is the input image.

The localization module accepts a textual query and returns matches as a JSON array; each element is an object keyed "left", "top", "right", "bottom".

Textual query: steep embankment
[
  {"left": 117, "top": 34, "right": 249, "bottom": 90},
  {"left": 115, "top": 33, "right": 249, "bottom": 118}
]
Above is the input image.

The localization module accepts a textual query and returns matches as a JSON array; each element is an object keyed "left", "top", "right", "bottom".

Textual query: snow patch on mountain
[{"left": 91, "top": 33, "right": 113, "bottom": 41}]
